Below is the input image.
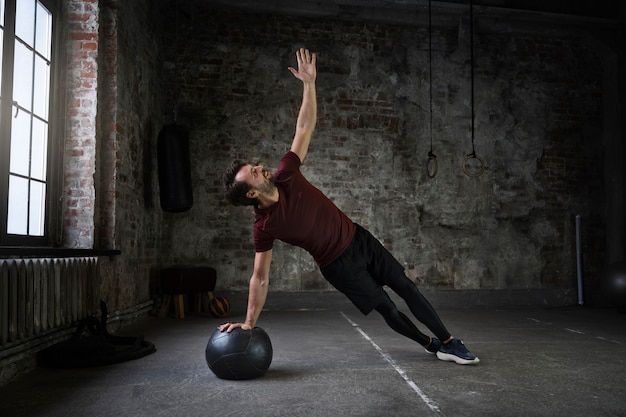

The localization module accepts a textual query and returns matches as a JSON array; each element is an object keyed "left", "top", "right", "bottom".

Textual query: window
[{"left": 0, "top": 0, "right": 58, "bottom": 246}]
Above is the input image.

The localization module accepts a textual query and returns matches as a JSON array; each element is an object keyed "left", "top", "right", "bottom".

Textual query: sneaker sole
[{"left": 436, "top": 351, "right": 480, "bottom": 365}]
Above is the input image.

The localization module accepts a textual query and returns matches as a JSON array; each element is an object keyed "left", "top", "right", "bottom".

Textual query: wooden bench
[{"left": 159, "top": 266, "right": 217, "bottom": 319}]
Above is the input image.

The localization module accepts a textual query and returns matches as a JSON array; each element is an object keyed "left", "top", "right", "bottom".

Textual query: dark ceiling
[
  {"left": 189, "top": 0, "right": 626, "bottom": 34},
  {"left": 201, "top": 0, "right": 626, "bottom": 27},
  {"left": 430, "top": 0, "right": 620, "bottom": 19}
]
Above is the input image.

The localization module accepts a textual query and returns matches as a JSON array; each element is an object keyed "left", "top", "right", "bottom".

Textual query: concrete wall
[{"left": 151, "top": 2, "right": 616, "bottom": 305}]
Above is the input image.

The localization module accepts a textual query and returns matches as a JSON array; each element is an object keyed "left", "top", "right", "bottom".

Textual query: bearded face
[{"left": 256, "top": 167, "right": 275, "bottom": 195}]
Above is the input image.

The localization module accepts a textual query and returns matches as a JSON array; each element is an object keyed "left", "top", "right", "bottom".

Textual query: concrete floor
[{"left": 0, "top": 300, "right": 625, "bottom": 417}]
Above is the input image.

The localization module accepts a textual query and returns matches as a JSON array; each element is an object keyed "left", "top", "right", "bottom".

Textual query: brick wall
[
  {"left": 58, "top": 2, "right": 612, "bottom": 311},
  {"left": 155, "top": 4, "right": 608, "bottom": 300},
  {"left": 61, "top": 0, "right": 165, "bottom": 311},
  {"left": 95, "top": 0, "right": 165, "bottom": 310},
  {"left": 0, "top": 1, "right": 167, "bottom": 384},
  {"left": 63, "top": 0, "right": 99, "bottom": 248}
]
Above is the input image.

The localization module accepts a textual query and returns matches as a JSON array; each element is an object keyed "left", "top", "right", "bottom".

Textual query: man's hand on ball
[{"left": 219, "top": 322, "right": 252, "bottom": 332}]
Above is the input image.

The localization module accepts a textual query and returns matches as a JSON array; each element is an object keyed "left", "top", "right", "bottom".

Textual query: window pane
[
  {"left": 13, "top": 41, "right": 33, "bottom": 112},
  {"left": 7, "top": 175, "right": 28, "bottom": 234},
  {"left": 29, "top": 180, "right": 45, "bottom": 236},
  {"left": 33, "top": 55, "right": 49, "bottom": 118},
  {"left": 15, "top": 0, "right": 35, "bottom": 47},
  {"left": 9, "top": 111, "right": 31, "bottom": 177},
  {"left": 31, "top": 118, "right": 47, "bottom": 180},
  {"left": 35, "top": 2, "right": 52, "bottom": 59},
  {"left": 5, "top": 0, "right": 54, "bottom": 240}
]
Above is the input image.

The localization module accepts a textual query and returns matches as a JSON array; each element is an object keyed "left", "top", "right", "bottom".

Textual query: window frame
[{"left": 0, "top": 0, "right": 61, "bottom": 247}]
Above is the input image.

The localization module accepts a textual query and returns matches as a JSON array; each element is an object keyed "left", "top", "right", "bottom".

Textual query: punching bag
[{"left": 157, "top": 123, "right": 193, "bottom": 212}]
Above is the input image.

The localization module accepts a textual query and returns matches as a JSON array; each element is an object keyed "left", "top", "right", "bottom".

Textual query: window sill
[{"left": 0, "top": 247, "right": 121, "bottom": 258}]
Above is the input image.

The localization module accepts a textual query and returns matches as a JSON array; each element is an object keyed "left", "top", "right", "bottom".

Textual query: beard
[{"left": 257, "top": 169, "right": 275, "bottom": 195}]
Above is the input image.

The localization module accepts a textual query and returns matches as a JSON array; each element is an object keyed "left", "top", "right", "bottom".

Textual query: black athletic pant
[
  {"left": 321, "top": 224, "right": 451, "bottom": 347},
  {"left": 374, "top": 280, "right": 450, "bottom": 346}
]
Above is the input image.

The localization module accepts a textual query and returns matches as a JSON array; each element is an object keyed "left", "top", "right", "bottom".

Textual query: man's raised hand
[{"left": 288, "top": 48, "right": 317, "bottom": 84}]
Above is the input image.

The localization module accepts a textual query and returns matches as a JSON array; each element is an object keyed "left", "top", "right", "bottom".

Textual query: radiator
[{"left": 0, "top": 257, "right": 99, "bottom": 349}]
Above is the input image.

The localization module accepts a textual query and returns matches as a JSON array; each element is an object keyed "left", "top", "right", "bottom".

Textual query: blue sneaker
[
  {"left": 424, "top": 337, "right": 441, "bottom": 354},
  {"left": 436, "top": 338, "right": 480, "bottom": 365}
]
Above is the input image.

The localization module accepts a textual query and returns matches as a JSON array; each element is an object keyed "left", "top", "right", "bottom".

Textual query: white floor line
[
  {"left": 340, "top": 311, "right": 442, "bottom": 414},
  {"left": 530, "top": 318, "right": 623, "bottom": 344}
]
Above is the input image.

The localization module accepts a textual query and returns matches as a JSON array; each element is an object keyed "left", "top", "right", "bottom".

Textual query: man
[{"left": 221, "top": 48, "right": 479, "bottom": 365}]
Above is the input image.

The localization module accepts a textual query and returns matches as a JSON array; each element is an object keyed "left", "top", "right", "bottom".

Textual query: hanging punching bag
[{"left": 157, "top": 123, "right": 193, "bottom": 212}]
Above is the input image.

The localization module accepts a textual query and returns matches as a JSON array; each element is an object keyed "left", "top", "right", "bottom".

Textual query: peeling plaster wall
[{"left": 156, "top": 3, "right": 611, "bottom": 304}]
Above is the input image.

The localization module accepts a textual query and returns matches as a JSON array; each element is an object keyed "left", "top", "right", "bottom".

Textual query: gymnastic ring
[
  {"left": 426, "top": 154, "right": 438, "bottom": 178},
  {"left": 462, "top": 153, "right": 485, "bottom": 177}
]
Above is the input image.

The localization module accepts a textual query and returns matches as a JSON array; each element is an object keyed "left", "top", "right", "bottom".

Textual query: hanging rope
[
  {"left": 172, "top": 0, "right": 181, "bottom": 123},
  {"left": 426, "top": 0, "right": 437, "bottom": 178},
  {"left": 462, "top": 0, "right": 485, "bottom": 177},
  {"left": 470, "top": 0, "right": 475, "bottom": 156}
]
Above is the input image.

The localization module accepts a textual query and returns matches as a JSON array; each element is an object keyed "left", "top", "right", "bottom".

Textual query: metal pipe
[{"left": 576, "top": 214, "right": 584, "bottom": 306}]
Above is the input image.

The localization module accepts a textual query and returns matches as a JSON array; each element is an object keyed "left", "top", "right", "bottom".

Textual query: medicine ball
[
  {"left": 205, "top": 327, "right": 273, "bottom": 380},
  {"left": 209, "top": 295, "right": 230, "bottom": 318}
]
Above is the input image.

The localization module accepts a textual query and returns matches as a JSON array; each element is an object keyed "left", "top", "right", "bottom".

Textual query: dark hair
[{"left": 222, "top": 160, "right": 258, "bottom": 206}]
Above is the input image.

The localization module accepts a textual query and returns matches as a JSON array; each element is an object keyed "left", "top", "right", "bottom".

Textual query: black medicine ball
[{"left": 205, "top": 326, "right": 273, "bottom": 380}]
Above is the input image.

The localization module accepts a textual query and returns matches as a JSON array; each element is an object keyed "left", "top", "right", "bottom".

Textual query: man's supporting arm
[{"left": 220, "top": 249, "right": 272, "bottom": 332}]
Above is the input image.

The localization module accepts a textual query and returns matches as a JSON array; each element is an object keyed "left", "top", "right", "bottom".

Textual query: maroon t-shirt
[{"left": 254, "top": 151, "right": 356, "bottom": 267}]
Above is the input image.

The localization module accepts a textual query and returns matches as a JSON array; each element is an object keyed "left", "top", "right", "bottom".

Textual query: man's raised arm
[{"left": 288, "top": 48, "right": 317, "bottom": 163}]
